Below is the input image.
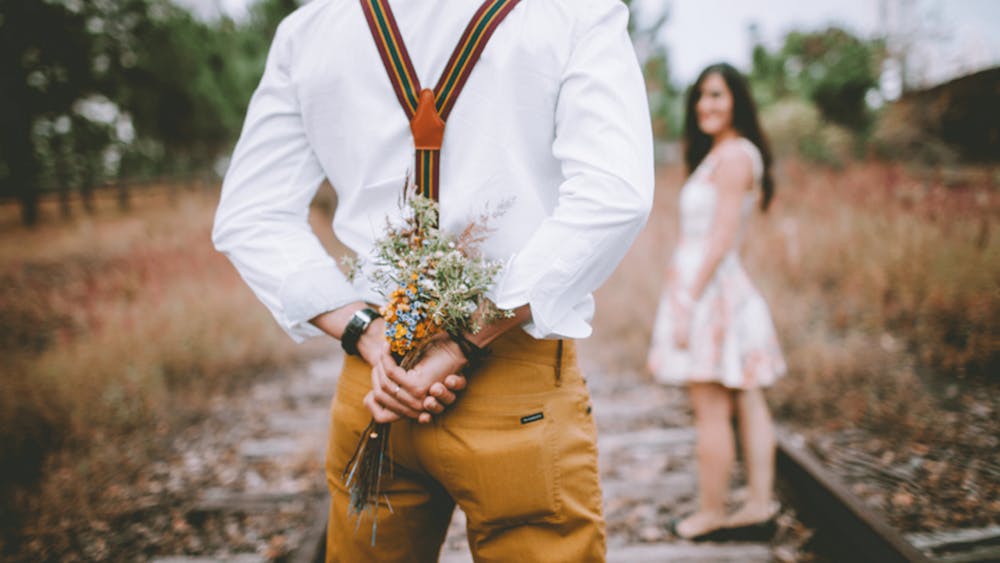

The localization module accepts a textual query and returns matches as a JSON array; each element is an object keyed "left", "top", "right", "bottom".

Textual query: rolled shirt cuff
[
  {"left": 278, "top": 262, "right": 364, "bottom": 342},
  {"left": 492, "top": 257, "right": 595, "bottom": 340}
]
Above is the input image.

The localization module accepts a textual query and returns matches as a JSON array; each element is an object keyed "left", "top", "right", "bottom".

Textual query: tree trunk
[
  {"left": 1, "top": 98, "right": 41, "bottom": 226},
  {"left": 19, "top": 189, "right": 39, "bottom": 227},
  {"left": 9, "top": 132, "right": 41, "bottom": 227},
  {"left": 116, "top": 179, "right": 130, "bottom": 212},
  {"left": 55, "top": 145, "right": 73, "bottom": 219},
  {"left": 80, "top": 166, "right": 96, "bottom": 215},
  {"left": 58, "top": 187, "right": 72, "bottom": 219}
]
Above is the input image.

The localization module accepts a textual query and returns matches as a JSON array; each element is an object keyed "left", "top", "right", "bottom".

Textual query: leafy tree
[
  {"left": 0, "top": 0, "right": 299, "bottom": 225},
  {"left": 622, "top": 0, "right": 679, "bottom": 139},
  {"left": 0, "top": 0, "right": 97, "bottom": 225},
  {"left": 751, "top": 27, "right": 884, "bottom": 131}
]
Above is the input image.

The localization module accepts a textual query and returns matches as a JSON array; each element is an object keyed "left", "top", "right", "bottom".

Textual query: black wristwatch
[{"left": 341, "top": 307, "right": 381, "bottom": 357}]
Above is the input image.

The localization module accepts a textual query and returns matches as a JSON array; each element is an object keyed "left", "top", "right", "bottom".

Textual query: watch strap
[{"left": 342, "top": 307, "right": 380, "bottom": 357}]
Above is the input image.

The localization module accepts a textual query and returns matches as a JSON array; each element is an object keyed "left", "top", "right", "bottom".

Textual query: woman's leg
[
  {"left": 676, "top": 382, "right": 735, "bottom": 537},
  {"left": 729, "top": 387, "right": 778, "bottom": 526}
]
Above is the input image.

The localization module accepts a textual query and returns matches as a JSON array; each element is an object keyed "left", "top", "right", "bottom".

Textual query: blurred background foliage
[
  {"left": 2, "top": 0, "right": 997, "bottom": 226},
  {"left": 0, "top": 0, "right": 294, "bottom": 225}
]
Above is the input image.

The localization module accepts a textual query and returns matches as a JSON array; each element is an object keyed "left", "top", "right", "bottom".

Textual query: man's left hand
[{"left": 374, "top": 334, "right": 469, "bottom": 423}]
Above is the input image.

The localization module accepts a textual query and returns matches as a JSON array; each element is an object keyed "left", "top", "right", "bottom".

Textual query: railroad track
[
  {"left": 776, "top": 429, "right": 1000, "bottom": 563},
  {"left": 776, "top": 429, "right": 930, "bottom": 562}
]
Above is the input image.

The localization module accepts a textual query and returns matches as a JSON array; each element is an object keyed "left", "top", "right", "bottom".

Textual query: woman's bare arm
[{"left": 686, "top": 144, "right": 753, "bottom": 301}]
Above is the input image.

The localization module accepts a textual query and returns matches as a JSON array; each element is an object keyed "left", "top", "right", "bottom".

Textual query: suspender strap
[
  {"left": 360, "top": 0, "right": 520, "bottom": 201},
  {"left": 360, "top": 0, "right": 421, "bottom": 119},
  {"left": 432, "top": 0, "right": 521, "bottom": 120}
]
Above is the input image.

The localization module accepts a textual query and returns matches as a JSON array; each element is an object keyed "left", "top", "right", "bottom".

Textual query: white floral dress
[{"left": 647, "top": 138, "right": 786, "bottom": 389}]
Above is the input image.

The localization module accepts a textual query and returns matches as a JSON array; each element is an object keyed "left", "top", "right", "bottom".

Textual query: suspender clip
[{"left": 411, "top": 89, "right": 445, "bottom": 150}]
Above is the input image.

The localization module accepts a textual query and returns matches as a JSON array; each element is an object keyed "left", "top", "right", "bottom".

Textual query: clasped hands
[{"left": 358, "top": 323, "right": 469, "bottom": 424}]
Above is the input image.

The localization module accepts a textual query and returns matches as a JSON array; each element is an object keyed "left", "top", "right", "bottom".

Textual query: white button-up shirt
[{"left": 213, "top": 0, "right": 654, "bottom": 342}]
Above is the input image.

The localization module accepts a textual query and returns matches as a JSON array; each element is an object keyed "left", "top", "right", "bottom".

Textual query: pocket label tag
[{"left": 520, "top": 412, "right": 544, "bottom": 424}]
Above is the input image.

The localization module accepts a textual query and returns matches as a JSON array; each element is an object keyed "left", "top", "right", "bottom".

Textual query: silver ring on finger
[{"left": 393, "top": 384, "right": 401, "bottom": 398}]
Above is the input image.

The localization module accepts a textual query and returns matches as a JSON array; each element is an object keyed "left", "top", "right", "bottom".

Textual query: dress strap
[
  {"left": 734, "top": 138, "right": 764, "bottom": 185},
  {"left": 360, "top": 0, "right": 521, "bottom": 202}
]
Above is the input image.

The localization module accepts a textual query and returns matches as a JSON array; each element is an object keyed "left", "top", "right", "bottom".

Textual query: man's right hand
[
  {"left": 310, "top": 305, "right": 467, "bottom": 423},
  {"left": 360, "top": 321, "right": 467, "bottom": 423}
]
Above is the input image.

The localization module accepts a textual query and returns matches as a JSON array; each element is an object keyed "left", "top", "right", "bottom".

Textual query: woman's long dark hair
[{"left": 683, "top": 63, "right": 775, "bottom": 211}]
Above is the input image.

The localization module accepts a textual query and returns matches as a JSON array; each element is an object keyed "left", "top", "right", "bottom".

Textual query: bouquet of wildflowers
[{"left": 342, "top": 181, "right": 510, "bottom": 542}]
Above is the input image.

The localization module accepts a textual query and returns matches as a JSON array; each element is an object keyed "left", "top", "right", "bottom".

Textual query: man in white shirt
[{"left": 213, "top": 0, "right": 653, "bottom": 560}]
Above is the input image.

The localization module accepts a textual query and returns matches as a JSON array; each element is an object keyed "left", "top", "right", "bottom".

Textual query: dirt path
[{"left": 148, "top": 348, "right": 804, "bottom": 562}]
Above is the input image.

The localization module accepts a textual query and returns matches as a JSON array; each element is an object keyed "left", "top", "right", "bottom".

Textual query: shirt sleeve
[
  {"left": 492, "top": 0, "right": 655, "bottom": 339},
  {"left": 212, "top": 19, "right": 362, "bottom": 342}
]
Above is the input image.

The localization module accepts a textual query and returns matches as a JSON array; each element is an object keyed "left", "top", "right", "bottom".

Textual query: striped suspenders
[{"left": 360, "top": 0, "right": 521, "bottom": 201}]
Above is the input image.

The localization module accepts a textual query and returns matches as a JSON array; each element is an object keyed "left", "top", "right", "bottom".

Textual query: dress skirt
[{"left": 646, "top": 245, "right": 786, "bottom": 390}]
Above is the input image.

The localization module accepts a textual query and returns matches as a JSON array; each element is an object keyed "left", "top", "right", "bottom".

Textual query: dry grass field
[
  {"left": 0, "top": 158, "right": 996, "bottom": 553},
  {"left": 0, "top": 184, "right": 340, "bottom": 553},
  {"left": 589, "top": 159, "right": 999, "bottom": 531}
]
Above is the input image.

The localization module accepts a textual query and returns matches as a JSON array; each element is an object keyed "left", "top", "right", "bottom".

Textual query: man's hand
[
  {"left": 373, "top": 335, "right": 468, "bottom": 423},
  {"left": 364, "top": 373, "right": 467, "bottom": 424},
  {"left": 310, "top": 307, "right": 467, "bottom": 423},
  {"left": 364, "top": 329, "right": 467, "bottom": 423},
  {"left": 370, "top": 302, "right": 530, "bottom": 423}
]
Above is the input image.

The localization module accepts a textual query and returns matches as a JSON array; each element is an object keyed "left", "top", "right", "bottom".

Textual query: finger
[
  {"left": 371, "top": 385, "right": 422, "bottom": 420},
  {"left": 378, "top": 353, "right": 427, "bottom": 410},
  {"left": 384, "top": 381, "right": 424, "bottom": 412},
  {"left": 377, "top": 363, "right": 424, "bottom": 411},
  {"left": 380, "top": 351, "right": 407, "bottom": 379},
  {"left": 422, "top": 396, "right": 445, "bottom": 414},
  {"left": 417, "top": 412, "right": 432, "bottom": 424},
  {"left": 370, "top": 362, "right": 384, "bottom": 395},
  {"left": 379, "top": 352, "right": 412, "bottom": 392},
  {"left": 364, "top": 391, "right": 401, "bottom": 424},
  {"left": 443, "top": 374, "right": 467, "bottom": 391},
  {"left": 428, "top": 382, "right": 457, "bottom": 406},
  {"left": 396, "top": 368, "right": 429, "bottom": 400},
  {"left": 364, "top": 391, "right": 394, "bottom": 422}
]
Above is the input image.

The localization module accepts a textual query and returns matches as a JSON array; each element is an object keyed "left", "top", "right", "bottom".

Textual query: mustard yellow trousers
[{"left": 324, "top": 330, "right": 606, "bottom": 562}]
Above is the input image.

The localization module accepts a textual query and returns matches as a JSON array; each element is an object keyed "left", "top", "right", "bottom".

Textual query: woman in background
[{"left": 647, "top": 63, "right": 786, "bottom": 542}]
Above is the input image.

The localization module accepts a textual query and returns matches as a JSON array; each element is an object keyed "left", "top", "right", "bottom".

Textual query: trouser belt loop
[{"left": 555, "top": 339, "right": 563, "bottom": 387}]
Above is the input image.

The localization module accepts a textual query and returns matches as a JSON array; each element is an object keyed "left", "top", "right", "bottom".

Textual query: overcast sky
[
  {"left": 650, "top": 0, "right": 1000, "bottom": 86},
  {"left": 180, "top": 0, "right": 1000, "bottom": 88}
]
